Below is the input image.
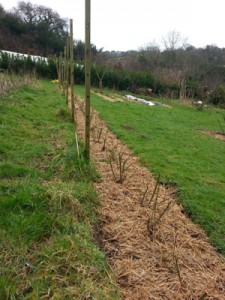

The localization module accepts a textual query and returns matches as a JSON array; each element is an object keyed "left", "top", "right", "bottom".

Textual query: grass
[
  {"left": 75, "top": 85, "right": 225, "bottom": 255},
  {"left": 0, "top": 80, "right": 119, "bottom": 299}
]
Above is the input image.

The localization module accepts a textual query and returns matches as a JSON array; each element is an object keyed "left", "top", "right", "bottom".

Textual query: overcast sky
[{"left": 2, "top": 0, "right": 225, "bottom": 51}]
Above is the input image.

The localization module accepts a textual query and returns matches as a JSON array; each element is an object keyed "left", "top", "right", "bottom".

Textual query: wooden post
[
  {"left": 85, "top": 0, "right": 91, "bottom": 161},
  {"left": 59, "top": 52, "right": 63, "bottom": 87},
  {"left": 55, "top": 54, "right": 59, "bottom": 81},
  {"left": 57, "top": 55, "right": 60, "bottom": 84},
  {"left": 63, "top": 45, "right": 66, "bottom": 94},
  {"left": 70, "top": 19, "right": 75, "bottom": 123},
  {"left": 66, "top": 36, "right": 69, "bottom": 103}
]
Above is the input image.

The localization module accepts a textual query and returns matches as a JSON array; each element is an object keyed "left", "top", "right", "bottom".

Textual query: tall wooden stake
[
  {"left": 85, "top": 0, "right": 91, "bottom": 161},
  {"left": 70, "top": 19, "right": 75, "bottom": 123},
  {"left": 66, "top": 36, "right": 69, "bottom": 103},
  {"left": 63, "top": 45, "right": 66, "bottom": 94},
  {"left": 55, "top": 54, "right": 59, "bottom": 81},
  {"left": 59, "top": 52, "right": 63, "bottom": 87}
]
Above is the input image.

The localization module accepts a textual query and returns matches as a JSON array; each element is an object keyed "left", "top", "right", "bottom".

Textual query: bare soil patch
[
  {"left": 200, "top": 130, "right": 225, "bottom": 142},
  {"left": 92, "top": 91, "right": 124, "bottom": 102},
  {"left": 122, "top": 124, "right": 136, "bottom": 131},
  {"left": 75, "top": 95, "right": 225, "bottom": 300}
]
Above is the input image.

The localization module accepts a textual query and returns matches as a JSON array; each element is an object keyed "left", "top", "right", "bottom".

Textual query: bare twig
[
  {"left": 140, "top": 180, "right": 150, "bottom": 207},
  {"left": 101, "top": 130, "right": 108, "bottom": 151},
  {"left": 91, "top": 124, "right": 103, "bottom": 143},
  {"left": 109, "top": 152, "right": 117, "bottom": 182},
  {"left": 97, "top": 127, "right": 103, "bottom": 142},
  {"left": 148, "top": 175, "right": 160, "bottom": 208},
  {"left": 172, "top": 232, "right": 183, "bottom": 287},
  {"left": 108, "top": 149, "right": 132, "bottom": 183},
  {"left": 147, "top": 176, "right": 173, "bottom": 237},
  {"left": 174, "top": 255, "right": 183, "bottom": 287}
]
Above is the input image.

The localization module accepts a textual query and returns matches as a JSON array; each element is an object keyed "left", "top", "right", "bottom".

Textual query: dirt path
[
  {"left": 92, "top": 91, "right": 124, "bottom": 102},
  {"left": 200, "top": 130, "right": 225, "bottom": 142},
  {"left": 74, "top": 95, "right": 225, "bottom": 299}
]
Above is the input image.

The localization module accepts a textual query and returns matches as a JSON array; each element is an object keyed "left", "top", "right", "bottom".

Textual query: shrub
[
  {"left": 0, "top": 52, "right": 57, "bottom": 79},
  {"left": 209, "top": 84, "right": 225, "bottom": 107}
]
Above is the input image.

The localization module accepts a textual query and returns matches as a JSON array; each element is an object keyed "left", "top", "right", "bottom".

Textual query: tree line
[
  {"left": 72, "top": 31, "right": 225, "bottom": 107},
  {"left": 1, "top": 2, "right": 225, "bottom": 107},
  {"left": 0, "top": 1, "right": 68, "bottom": 56}
]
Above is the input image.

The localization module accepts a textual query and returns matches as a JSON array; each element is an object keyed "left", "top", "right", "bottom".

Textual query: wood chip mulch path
[{"left": 75, "top": 96, "right": 225, "bottom": 300}]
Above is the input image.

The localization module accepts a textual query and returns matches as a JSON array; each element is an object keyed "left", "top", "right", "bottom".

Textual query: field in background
[
  {"left": 0, "top": 81, "right": 119, "bottom": 299},
  {"left": 76, "top": 85, "right": 225, "bottom": 254}
]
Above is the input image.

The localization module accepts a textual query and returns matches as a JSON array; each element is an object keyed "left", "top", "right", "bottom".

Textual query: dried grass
[
  {"left": 0, "top": 71, "right": 37, "bottom": 95},
  {"left": 75, "top": 95, "right": 225, "bottom": 299}
]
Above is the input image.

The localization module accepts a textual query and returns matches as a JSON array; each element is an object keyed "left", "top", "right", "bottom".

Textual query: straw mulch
[
  {"left": 75, "top": 96, "right": 225, "bottom": 300},
  {"left": 200, "top": 130, "right": 225, "bottom": 143},
  {"left": 91, "top": 91, "right": 124, "bottom": 102}
]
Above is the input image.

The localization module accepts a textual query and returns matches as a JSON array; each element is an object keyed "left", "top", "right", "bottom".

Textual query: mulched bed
[
  {"left": 75, "top": 96, "right": 225, "bottom": 300},
  {"left": 200, "top": 130, "right": 225, "bottom": 142}
]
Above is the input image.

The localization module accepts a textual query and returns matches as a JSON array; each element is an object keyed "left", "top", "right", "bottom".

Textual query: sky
[{"left": 2, "top": 0, "right": 225, "bottom": 51}]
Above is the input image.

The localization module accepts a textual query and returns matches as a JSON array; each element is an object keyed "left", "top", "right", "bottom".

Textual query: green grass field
[
  {"left": 1, "top": 79, "right": 224, "bottom": 298},
  {"left": 0, "top": 81, "right": 119, "bottom": 299},
  {"left": 76, "top": 85, "right": 225, "bottom": 255}
]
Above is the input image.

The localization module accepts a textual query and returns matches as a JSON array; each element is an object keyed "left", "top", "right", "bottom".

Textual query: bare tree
[
  {"left": 10, "top": 1, "right": 68, "bottom": 55},
  {"left": 12, "top": 1, "right": 37, "bottom": 24},
  {"left": 138, "top": 41, "right": 161, "bottom": 71},
  {"left": 0, "top": 4, "right": 5, "bottom": 15},
  {"left": 94, "top": 52, "right": 108, "bottom": 93},
  {"left": 13, "top": 1, "right": 68, "bottom": 34},
  {"left": 162, "top": 30, "right": 188, "bottom": 51}
]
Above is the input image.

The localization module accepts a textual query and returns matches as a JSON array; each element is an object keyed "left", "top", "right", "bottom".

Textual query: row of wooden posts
[
  {"left": 56, "top": 19, "right": 75, "bottom": 121},
  {"left": 56, "top": 0, "right": 91, "bottom": 161}
]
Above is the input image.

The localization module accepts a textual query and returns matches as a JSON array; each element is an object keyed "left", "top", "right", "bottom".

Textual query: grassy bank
[
  {"left": 76, "top": 85, "right": 225, "bottom": 255},
  {"left": 0, "top": 81, "right": 119, "bottom": 299}
]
